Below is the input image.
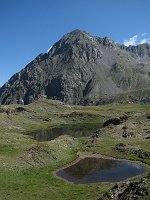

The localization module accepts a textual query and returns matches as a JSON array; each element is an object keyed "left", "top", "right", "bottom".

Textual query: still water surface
[
  {"left": 56, "top": 157, "right": 144, "bottom": 184},
  {"left": 29, "top": 123, "right": 102, "bottom": 141}
]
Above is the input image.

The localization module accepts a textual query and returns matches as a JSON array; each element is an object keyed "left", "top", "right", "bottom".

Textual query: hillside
[{"left": 0, "top": 29, "right": 150, "bottom": 105}]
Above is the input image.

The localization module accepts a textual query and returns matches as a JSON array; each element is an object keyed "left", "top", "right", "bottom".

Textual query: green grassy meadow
[{"left": 0, "top": 99, "right": 149, "bottom": 200}]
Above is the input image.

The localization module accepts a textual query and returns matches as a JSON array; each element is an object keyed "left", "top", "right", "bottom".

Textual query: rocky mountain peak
[
  {"left": 62, "top": 29, "right": 96, "bottom": 41},
  {"left": 48, "top": 29, "right": 121, "bottom": 62},
  {"left": 49, "top": 29, "right": 102, "bottom": 62},
  {"left": 0, "top": 29, "right": 150, "bottom": 105}
]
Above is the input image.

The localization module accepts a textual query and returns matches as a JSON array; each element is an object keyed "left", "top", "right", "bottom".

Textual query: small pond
[
  {"left": 29, "top": 123, "right": 102, "bottom": 141},
  {"left": 56, "top": 157, "right": 144, "bottom": 184}
]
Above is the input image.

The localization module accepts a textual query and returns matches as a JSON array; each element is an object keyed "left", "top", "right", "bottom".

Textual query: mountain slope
[{"left": 0, "top": 29, "right": 150, "bottom": 105}]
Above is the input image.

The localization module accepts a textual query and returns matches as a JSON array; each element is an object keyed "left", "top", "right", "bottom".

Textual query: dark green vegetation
[{"left": 0, "top": 99, "right": 150, "bottom": 199}]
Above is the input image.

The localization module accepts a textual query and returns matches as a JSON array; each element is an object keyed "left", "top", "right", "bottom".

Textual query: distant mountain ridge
[{"left": 0, "top": 29, "right": 150, "bottom": 105}]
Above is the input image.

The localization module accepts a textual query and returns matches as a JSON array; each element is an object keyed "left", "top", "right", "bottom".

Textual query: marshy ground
[{"left": 0, "top": 99, "right": 150, "bottom": 200}]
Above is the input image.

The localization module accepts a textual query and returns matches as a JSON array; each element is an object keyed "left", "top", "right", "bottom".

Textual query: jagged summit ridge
[{"left": 0, "top": 29, "right": 150, "bottom": 105}]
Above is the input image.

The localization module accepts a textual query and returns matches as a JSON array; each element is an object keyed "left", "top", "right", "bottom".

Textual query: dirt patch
[{"left": 19, "top": 145, "right": 57, "bottom": 167}]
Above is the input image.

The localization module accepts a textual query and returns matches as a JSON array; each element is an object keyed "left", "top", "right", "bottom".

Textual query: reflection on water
[
  {"left": 29, "top": 123, "right": 102, "bottom": 141},
  {"left": 56, "top": 157, "right": 144, "bottom": 184}
]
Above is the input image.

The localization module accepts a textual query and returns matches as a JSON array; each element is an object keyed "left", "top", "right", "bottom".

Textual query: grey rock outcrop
[
  {"left": 99, "top": 174, "right": 150, "bottom": 200},
  {"left": 0, "top": 29, "right": 150, "bottom": 105}
]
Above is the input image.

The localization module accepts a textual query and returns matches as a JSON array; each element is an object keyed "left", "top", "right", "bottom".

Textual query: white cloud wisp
[
  {"left": 123, "top": 33, "right": 150, "bottom": 46},
  {"left": 124, "top": 35, "right": 138, "bottom": 46},
  {"left": 140, "top": 38, "right": 150, "bottom": 44}
]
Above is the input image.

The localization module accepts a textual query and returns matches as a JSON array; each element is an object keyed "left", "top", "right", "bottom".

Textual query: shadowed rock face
[{"left": 0, "top": 29, "right": 150, "bottom": 105}]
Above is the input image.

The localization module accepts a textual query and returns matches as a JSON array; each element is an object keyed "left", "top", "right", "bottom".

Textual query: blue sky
[{"left": 0, "top": 0, "right": 150, "bottom": 86}]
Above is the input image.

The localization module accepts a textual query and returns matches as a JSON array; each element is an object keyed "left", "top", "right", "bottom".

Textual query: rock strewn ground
[{"left": 99, "top": 173, "right": 150, "bottom": 200}]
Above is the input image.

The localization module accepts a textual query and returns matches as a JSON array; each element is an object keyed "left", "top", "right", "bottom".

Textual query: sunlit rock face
[{"left": 0, "top": 29, "right": 150, "bottom": 105}]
